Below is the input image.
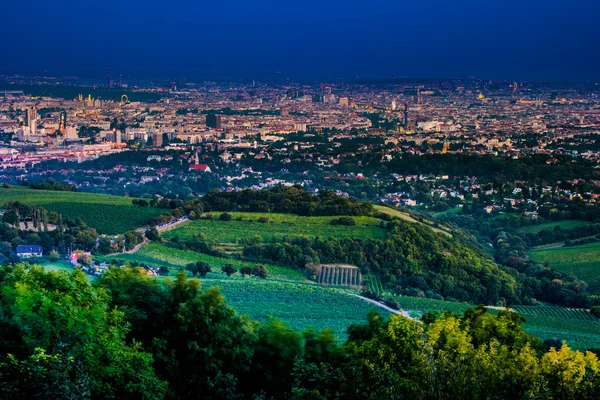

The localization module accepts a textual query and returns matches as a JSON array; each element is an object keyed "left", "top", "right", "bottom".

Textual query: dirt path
[
  {"left": 111, "top": 217, "right": 191, "bottom": 256},
  {"left": 352, "top": 294, "right": 416, "bottom": 320}
]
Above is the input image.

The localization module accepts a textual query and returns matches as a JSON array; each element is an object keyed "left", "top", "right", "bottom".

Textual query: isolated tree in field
[
  {"left": 240, "top": 265, "right": 253, "bottom": 278},
  {"left": 219, "top": 212, "right": 232, "bottom": 221},
  {"left": 246, "top": 234, "right": 263, "bottom": 246},
  {"left": 187, "top": 261, "right": 211, "bottom": 277},
  {"left": 222, "top": 263, "right": 236, "bottom": 276},
  {"left": 145, "top": 227, "right": 160, "bottom": 241},
  {"left": 125, "top": 230, "right": 144, "bottom": 250},
  {"left": 158, "top": 265, "right": 169, "bottom": 276},
  {"left": 252, "top": 264, "right": 268, "bottom": 279},
  {"left": 49, "top": 250, "right": 59, "bottom": 261}
]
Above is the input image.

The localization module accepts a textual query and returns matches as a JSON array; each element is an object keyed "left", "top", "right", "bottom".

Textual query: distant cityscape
[{"left": 0, "top": 73, "right": 599, "bottom": 217}]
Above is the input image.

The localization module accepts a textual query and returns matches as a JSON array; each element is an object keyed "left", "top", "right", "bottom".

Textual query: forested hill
[{"left": 194, "top": 187, "right": 590, "bottom": 307}]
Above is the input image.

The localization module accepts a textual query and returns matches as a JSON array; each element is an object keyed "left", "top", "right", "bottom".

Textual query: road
[
  {"left": 112, "top": 217, "right": 191, "bottom": 255},
  {"left": 352, "top": 294, "right": 416, "bottom": 320}
]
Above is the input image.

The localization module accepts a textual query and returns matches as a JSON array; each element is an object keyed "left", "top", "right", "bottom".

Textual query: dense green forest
[{"left": 1, "top": 265, "right": 599, "bottom": 399}]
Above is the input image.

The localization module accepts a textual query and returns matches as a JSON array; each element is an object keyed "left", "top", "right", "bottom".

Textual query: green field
[
  {"left": 374, "top": 205, "right": 452, "bottom": 236},
  {"left": 433, "top": 207, "right": 462, "bottom": 219},
  {"left": 528, "top": 242, "right": 600, "bottom": 292},
  {"left": 162, "top": 212, "right": 387, "bottom": 243},
  {"left": 519, "top": 220, "right": 593, "bottom": 234},
  {"left": 199, "top": 279, "right": 386, "bottom": 340},
  {"left": 0, "top": 187, "right": 164, "bottom": 234},
  {"left": 39, "top": 260, "right": 74, "bottom": 273},
  {"left": 511, "top": 306, "right": 600, "bottom": 350},
  {"left": 97, "top": 242, "right": 306, "bottom": 281}
]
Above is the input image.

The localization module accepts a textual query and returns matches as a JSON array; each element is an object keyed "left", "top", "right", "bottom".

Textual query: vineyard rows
[
  {"left": 0, "top": 187, "right": 164, "bottom": 234},
  {"left": 512, "top": 305, "right": 599, "bottom": 322},
  {"left": 365, "top": 275, "right": 384, "bottom": 294},
  {"left": 199, "top": 279, "right": 388, "bottom": 340},
  {"left": 317, "top": 265, "right": 361, "bottom": 287}
]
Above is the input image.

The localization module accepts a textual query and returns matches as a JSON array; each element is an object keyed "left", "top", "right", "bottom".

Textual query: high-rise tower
[{"left": 59, "top": 111, "right": 67, "bottom": 133}]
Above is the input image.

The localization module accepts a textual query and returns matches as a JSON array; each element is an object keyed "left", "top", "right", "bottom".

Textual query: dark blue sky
[{"left": 2, "top": 0, "right": 599, "bottom": 81}]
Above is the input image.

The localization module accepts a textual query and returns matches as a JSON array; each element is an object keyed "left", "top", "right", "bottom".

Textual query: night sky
[{"left": 2, "top": 0, "right": 599, "bottom": 81}]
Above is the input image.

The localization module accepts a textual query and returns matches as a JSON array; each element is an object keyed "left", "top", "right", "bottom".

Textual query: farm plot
[
  {"left": 0, "top": 187, "right": 164, "bottom": 234},
  {"left": 162, "top": 212, "right": 388, "bottom": 243},
  {"left": 199, "top": 279, "right": 389, "bottom": 341},
  {"left": 97, "top": 242, "right": 306, "bottom": 281},
  {"left": 381, "top": 296, "right": 600, "bottom": 350},
  {"left": 519, "top": 220, "right": 593, "bottom": 234},
  {"left": 528, "top": 242, "right": 600, "bottom": 292},
  {"left": 511, "top": 306, "right": 600, "bottom": 350}
]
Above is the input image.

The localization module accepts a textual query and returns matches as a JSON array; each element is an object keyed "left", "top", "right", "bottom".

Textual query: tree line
[{"left": 2, "top": 265, "right": 600, "bottom": 399}]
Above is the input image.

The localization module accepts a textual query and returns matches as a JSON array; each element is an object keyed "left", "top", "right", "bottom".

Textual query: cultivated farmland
[
  {"left": 97, "top": 242, "right": 306, "bottom": 281},
  {"left": 528, "top": 242, "right": 600, "bottom": 292},
  {"left": 519, "top": 220, "right": 594, "bottom": 234},
  {"left": 162, "top": 212, "right": 388, "bottom": 243},
  {"left": 0, "top": 187, "right": 164, "bottom": 234},
  {"left": 198, "top": 279, "right": 388, "bottom": 341}
]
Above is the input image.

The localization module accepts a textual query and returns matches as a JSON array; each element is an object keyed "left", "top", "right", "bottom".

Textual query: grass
[
  {"left": 39, "top": 260, "right": 75, "bottom": 273},
  {"left": 433, "top": 207, "right": 462, "bottom": 219},
  {"left": 528, "top": 242, "right": 600, "bottom": 292},
  {"left": 162, "top": 212, "right": 388, "bottom": 244},
  {"left": 374, "top": 205, "right": 452, "bottom": 236},
  {"left": 96, "top": 242, "right": 306, "bottom": 281},
  {"left": 519, "top": 220, "right": 593, "bottom": 234},
  {"left": 0, "top": 187, "right": 164, "bottom": 234}
]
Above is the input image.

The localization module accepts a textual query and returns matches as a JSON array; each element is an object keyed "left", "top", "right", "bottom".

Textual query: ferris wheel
[{"left": 120, "top": 94, "right": 129, "bottom": 104}]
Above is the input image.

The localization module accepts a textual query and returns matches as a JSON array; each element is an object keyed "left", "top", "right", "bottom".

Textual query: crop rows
[
  {"left": 198, "top": 279, "right": 388, "bottom": 341},
  {"left": 365, "top": 274, "right": 384, "bottom": 294},
  {"left": 512, "top": 305, "right": 599, "bottom": 322},
  {"left": 0, "top": 187, "right": 164, "bottom": 234},
  {"left": 317, "top": 265, "right": 361, "bottom": 286}
]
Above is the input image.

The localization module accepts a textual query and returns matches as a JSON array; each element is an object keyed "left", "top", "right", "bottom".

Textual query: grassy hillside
[
  {"left": 162, "top": 212, "right": 388, "bottom": 243},
  {"left": 528, "top": 242, "right": 600, "bottom": 292},
  {"left": 0, "top": 187, "right": 164, "bottom": 234},
  {"left": 374, "top": 205, "right": 452, "bottom": 236},
  {"left": 97, "top": 242, "right": 305, "bottom": 281},
  {"left": 519, "top": 220, "right": 593, "bottom": 234}
]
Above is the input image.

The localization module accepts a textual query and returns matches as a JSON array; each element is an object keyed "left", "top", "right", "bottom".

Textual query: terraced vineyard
[
  {"left": 162, "top": 212, "right": 388, "bottom": 244},
  {"left": 374, "top": 205, "right": 452, "bottom": 236},
  {"left": 0, "top": 187, "right": 164, "bottom": 234}
]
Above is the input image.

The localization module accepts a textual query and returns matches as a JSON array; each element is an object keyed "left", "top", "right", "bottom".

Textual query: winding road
[{"left": 352, "top": 294, "right": 415, "bottom": 320}]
